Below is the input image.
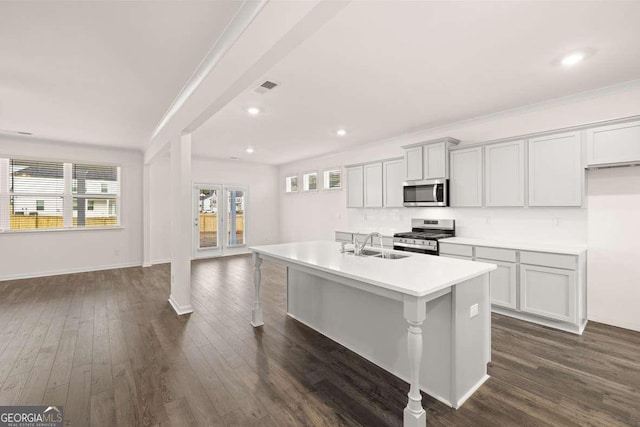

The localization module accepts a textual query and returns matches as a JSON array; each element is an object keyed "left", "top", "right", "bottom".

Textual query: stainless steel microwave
[{"left": 402, "top": 179, "right": 448, "bottom": 207}]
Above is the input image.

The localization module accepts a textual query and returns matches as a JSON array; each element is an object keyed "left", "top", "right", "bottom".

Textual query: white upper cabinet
[
  {"left": 450, "top": 146, "right": 483, "bottom": 207},
  {"left": 528, "top": 131, "right": 583, "bottom": 207},
  {"left": 402, "top": 137, "right": 459, "bottom": 181},
  {"left": 586, "top": 120, "right": 640, "bottom": 167},
  {"left": 423, "top": 142, "right": 446, "bottom": 179},
  {"left": 404, "top": 146, "right": 423, "bottom": 181},
  {"left": 484, "top": 140, "right": 525, "bottom": 207},
  {"left": 346, "top": 166, "right": 364, "bottom": 208},
  {"left": 363, "top": 162, "right": 383, "bottom": 208},
  {"left": 383, "top": 158, "right": 404, "bottom": 208}
]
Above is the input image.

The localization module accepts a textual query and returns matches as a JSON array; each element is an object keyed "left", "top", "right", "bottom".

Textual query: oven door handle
[{"left": 393, "top": 241, "right": 436, "bottom": 250}]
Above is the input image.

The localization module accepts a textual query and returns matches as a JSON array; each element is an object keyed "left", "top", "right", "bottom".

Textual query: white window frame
[
  {"left": 0, "top": 157, "right": 122, "bottom": 233},
  {"left": 302, "top": 171, "right": 318, "bottom": 192},
  {"left": 322, "top": 168, "right": 342, "bottom": 190},
  {"left": 285, "top": 174, "right": 299, "bottom": 193}
]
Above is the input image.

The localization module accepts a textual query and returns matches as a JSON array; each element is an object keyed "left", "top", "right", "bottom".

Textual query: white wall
[
  {"left": 587, "top": 166, "right": 640, "bottom": 331},
  {"left": 149, "top": 155, "right": 279, "bottom": 263},
  {"left": 0, "top": 135, "right": 143, "bottom": 280},
  {"left": 278, "top": 81, "right": 640, "bottom": 331}
]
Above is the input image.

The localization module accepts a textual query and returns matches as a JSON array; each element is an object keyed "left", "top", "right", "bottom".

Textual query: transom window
[
  {"left": 303, "top": 172, "right": 317, "bottom": 191},
  {"left": 285, "top": 175, "right": 298, "bottom": 193},
  {"left": 323, "top": 169, "right": 341, "bottom": 190}
]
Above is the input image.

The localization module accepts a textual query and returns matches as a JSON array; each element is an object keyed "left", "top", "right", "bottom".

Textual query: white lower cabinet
[
  {"left": 520, "top": 264, "right": 576, "bottom": 323},
  {"left": 440, "top": 254, "right": 472, "bottom": 261},
  {"left": 478, "top": 259, "right": 517, "bottom": 310},
  {"left": 438, "top": 240, "right": 586, "bottom": 334}
]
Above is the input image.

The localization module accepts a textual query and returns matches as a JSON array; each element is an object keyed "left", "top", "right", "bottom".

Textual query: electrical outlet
[
  {"left": 114, "top": 249, "right": 120, "bottom": 256},
  {"left": 470, "top": 304, "right": 479, "bottom": 318},
  {"left": 552, "top": 217, "right": 560, "bottom": 227}
]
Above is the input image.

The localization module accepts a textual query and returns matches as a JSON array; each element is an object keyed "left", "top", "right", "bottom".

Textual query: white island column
[
  {"left": 251, "top": 253, "right": 264, "bottom": 327},
  {"left": 403, "top": 295, "right": 427, "bottom": 427}
]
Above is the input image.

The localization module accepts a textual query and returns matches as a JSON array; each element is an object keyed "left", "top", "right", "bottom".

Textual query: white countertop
[
  {"left": 440, "top": 237, "right": 587, "bottom": 256},
  {"left": 250, "top": 241, "right": 496, "bottom": 298}
]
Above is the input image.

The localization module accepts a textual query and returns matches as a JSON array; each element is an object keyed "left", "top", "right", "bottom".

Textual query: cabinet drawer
[
  {"left": 439, "top": 243, "right": 472, "bottom": 257},
  {"left": 441, "top": 254, "right": 472, "bottom": 261},
  {"left": 520, "top": 251, "right": 577, "bottom": 270},
  {"left": 475, "top": 247, "right": 516, "bottom": 263},
  {"left": 335, "top": 232, "right": 353, "bottom": 243}
]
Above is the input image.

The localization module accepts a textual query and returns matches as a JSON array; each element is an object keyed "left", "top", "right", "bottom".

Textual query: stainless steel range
[{"left": 393, "top": 218, "right": 455, "bottom": 255}]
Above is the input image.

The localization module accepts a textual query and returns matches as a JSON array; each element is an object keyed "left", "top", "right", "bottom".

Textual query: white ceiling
[
  {"left": 0, "top": 1, "right": 242, "bottom": 148},
  {"left": 192, "top": 1, "right": 640, "bottom": 165}
]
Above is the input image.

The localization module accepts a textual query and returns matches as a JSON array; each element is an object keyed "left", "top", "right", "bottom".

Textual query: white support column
[
  {"left": 142, "top": 163, "right": 152, "bottom": 267},
  {"left": 168, "top": 134, "right": 193, "bottom": 315},
  {"left": 403, "top": 295, "right": 427, "bottom": 427},
  {"left": 251, "top": 253, "right": 264, "bottom": 327}
]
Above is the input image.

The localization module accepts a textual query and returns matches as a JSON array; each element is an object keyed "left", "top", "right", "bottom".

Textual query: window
[
  {"left": 0, "top": 158, "right": 121, "bottom": 231},
  {"left": 6, "top": 159, "right": 64, "bottom": 230},
  {"left": 323, "top": 169, "right": 341, "bottom": 190},
  {"left": 72, "top": 163, "right": 119, "bottom": 227},
  {"left": 303, "top": 172, "right": 317, "bottom": 191},
  {"left": 285, "top": 175, "right": 298, "bottom": 193}
]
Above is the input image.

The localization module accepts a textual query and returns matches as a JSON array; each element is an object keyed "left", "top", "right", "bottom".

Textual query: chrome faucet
[{"left": 355, "top": 232, "right": 383, "bottom": 256}]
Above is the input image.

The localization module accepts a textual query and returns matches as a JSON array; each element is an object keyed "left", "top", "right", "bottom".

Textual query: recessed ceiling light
[
  {"left": 246, "top": 147, "right": 254, "bottom": 154},
  {"left": 561, "top": 51, "right": 585, "bottom": 67},
  {"left": 336, "top": 129, "right": 347, "bottom": 136},
  {"left": 247, "top": 107, "right": 260, "bottom": 115},
  {"left": 16, "top": 131, "right": 32, "bottom": 136}
]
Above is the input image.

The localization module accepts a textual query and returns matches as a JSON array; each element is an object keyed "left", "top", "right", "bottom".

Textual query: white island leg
[
  {"left": 251, "top": 253, "right": 264, "bottom": 327},
  {"left": 403, "top": 296, "right": 427, "bottom": 427}
]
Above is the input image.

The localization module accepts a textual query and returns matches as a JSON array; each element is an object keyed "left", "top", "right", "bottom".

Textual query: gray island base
[{"left": 250, "top": 241, "right": 496, "bottom": 427}]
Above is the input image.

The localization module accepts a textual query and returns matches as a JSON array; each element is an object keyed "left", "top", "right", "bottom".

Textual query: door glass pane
[
  {"left": 198, "top": 188, "right": 218, "bottom": 248},
  {"left": 227, "top": 190, "right": 245, "bottom": 246}
]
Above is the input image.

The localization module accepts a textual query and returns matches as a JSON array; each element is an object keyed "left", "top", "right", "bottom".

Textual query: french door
[{"left": 193, "top": 184, "right": 247, "bottom": 259}]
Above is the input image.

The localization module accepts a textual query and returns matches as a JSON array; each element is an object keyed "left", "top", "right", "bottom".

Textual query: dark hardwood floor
[{"left": 0, "top": 254, "right": 639, "bottom": 426}]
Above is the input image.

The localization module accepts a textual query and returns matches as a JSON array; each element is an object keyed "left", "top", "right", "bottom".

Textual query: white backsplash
[{"left": 347, "top": 207, "right": 587, "bottom": 245}]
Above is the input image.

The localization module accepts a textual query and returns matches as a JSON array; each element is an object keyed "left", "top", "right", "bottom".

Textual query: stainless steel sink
[
  {"left": 372, "top": 253, "right": 409, "bottom": 260},
  {"left": 359, "top": 249, "right": 383, "bottom": 256},
  {"left": 343, "top": 248, "right": 409, "bottom": 259}
]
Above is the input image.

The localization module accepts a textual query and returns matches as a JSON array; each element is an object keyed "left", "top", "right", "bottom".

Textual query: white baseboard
[
  {"left": 168, "top": 295, "right": 193, "bottom": 315},
  {"left": 0, "top": 261, "right": 143, "bottom": 282},
  {"left": 492, "top": 306, "right": 584, "bottom": 335},
  {"left": 454, "top": 375, "right": 490, "bottom": 409},
  {"left": 152, "top": 258, "right": 170, "bottom": 265}
]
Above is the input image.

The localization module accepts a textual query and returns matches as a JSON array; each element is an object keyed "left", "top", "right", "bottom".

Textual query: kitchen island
[{"left": 249, "top": 241, "right": 496, "bottom": 427}]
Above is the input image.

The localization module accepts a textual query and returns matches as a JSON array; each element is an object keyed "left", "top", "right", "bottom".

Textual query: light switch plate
[{"left": 470, "top": 303, "right": 479, "bottom": 318}]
